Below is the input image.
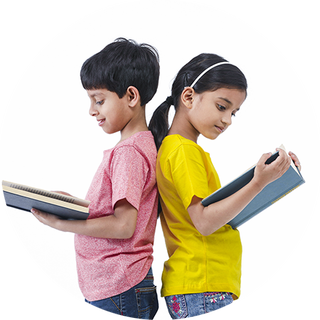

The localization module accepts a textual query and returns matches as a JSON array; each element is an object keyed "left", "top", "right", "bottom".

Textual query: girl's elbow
[
  {"left": 198, "top": 226, "right": 218, "bottom": 236},
  {"left": 194, "top": 220, "right": 217, "bottom": 236},
  {"left": 200, "top": 230, "right": 213, "bottom": 237}
]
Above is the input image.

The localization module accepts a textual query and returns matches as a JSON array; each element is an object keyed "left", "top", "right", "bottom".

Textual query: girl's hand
[
  {"left": 288, "top": 151, "right": 301, "bottom": 171},
  {"left": 252, "top": 149, "right": 291, "bottom": 191}
]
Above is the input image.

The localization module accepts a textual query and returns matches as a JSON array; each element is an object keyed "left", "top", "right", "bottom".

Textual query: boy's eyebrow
[{"left": 88, "top": 91, "right": 103, "bottom": 98}]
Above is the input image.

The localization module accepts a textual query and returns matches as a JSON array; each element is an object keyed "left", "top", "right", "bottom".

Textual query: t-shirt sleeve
[
  {"left": 169, "top": 144, "right": 210, "bottom": 210},
  {"left": 109, "top": 145, "right": 149, "bottom": 211}
]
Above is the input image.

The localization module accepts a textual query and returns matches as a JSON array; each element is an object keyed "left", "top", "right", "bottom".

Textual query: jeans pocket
[
  {"left": 204, "top": 292, "right": 233, "bottom": 319},
  {"left": 165, "top": 295, "right": 188, "bottom": 319},
  {"left": 135, "top": 286, "right": 158, "bottom": 319}
]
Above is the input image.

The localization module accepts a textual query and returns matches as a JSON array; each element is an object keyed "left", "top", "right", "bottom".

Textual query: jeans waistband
[{"left": 144, "top": 267, "right": 154, "bottom": 281}]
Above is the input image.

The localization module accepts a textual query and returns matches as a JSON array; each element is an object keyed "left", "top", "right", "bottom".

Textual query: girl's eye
[{"left": 217, "top": 104, "right": 226, "bottom": 111}]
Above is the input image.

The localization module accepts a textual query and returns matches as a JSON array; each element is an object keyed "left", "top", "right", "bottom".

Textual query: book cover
[
  {"left": 2, "top": 180, "right": 90, "bottom": 220},
  {"left": 201, "top": 151, "right": 305, "bottom": 229}
]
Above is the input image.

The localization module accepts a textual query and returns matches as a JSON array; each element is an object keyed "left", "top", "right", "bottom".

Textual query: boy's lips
[{"left": 97, "top": 119, "right": 105, "bottom": 126}]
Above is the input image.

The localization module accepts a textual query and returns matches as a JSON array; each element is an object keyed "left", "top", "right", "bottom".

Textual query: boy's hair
[
  {"left": 149, "top": 53, "right": 247, "bottom": 149},
  {"left": 80, "top": 38, "right": 160, "bottom": 106}
]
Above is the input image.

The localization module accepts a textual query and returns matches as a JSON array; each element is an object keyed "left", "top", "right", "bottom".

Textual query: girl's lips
[{"left": 215, "top": 125, "right": 225, "bottom": 133}]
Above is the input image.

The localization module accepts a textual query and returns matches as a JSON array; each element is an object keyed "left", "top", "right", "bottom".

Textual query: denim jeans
[
  {"left": 165, "top": 292, "right": 233, "bottom": 318},
  {"left": 85, "top": 268, "right": 158, "bottom": 319}
]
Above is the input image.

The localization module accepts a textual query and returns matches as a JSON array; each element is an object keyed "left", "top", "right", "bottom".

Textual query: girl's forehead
[{"left": 200, "top": 88, "right": 246, "bottom": 105}]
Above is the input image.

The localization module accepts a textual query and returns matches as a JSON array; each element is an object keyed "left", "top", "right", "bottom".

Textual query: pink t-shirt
[{"left": 74, "top": 131, "right": 158, "bottom": 301}]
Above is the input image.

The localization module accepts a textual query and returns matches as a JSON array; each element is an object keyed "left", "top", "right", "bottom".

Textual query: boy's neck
[{"left": 119, "top": 107, "right": 149, "bottom": 142}]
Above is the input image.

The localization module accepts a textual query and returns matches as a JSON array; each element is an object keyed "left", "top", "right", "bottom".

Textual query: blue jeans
[
  {"left": 165, "top": 292, "right": 233, "bottom": 318},
  {"left": 85, "top": 268, "right": 158, "bottom": 319}
]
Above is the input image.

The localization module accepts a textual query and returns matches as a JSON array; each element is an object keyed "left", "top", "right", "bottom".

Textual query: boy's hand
[
  {"left": 51, "top": 191, "right": 74, "bottom": 197},
  {"left": 288, "top": 151, "right": 301, "bottom": 171},
  {"left": 31, "top": 208, "right": 64, "bottom": 231},
  {"left": 253, "top": 149, "right": 291, "bottom": 190}
]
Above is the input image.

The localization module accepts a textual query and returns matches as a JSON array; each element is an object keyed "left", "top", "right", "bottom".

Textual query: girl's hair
[
  {"left": 148, "top": 53, "right": 247, "bottom": 150},
  {"left": 80, "top": 38, "right": 160, "bottom": 107}
]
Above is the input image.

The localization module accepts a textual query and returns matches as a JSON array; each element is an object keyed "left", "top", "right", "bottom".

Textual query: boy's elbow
[
  {"left": 119, "top": 220, "right": 136, "bottom": 239},
  {"left": 121, "top": 228, "right": 135, "bottom": 239}
]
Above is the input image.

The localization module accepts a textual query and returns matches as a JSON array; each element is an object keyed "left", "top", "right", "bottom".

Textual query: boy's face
[{"left": 87, "top": 88, "right": 131, "bottom": 134}]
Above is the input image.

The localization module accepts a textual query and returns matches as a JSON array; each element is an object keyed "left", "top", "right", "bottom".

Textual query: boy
[{"left": 32, "top": 38, "right": 160, "bottom": 319}]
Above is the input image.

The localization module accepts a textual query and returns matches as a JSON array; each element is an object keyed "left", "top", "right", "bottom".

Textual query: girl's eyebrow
[
  {"left": 218, "top": 97, "right": 232, "bottom": 106},
  {"left": 218, "top": 97, "right": 240, "bottom": 112}
]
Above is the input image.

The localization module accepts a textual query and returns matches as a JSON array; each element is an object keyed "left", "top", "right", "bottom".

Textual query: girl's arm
[
  {"left": 32, "top": 198, "right": 137, "bottom": 239},
  {"left": 188, "top": 149, "right": 293, "bottom": 236}
]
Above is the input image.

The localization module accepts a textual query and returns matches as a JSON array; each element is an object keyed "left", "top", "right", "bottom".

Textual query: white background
[{"left": 1, "top": 1, "right": 319, "bottom": 319}]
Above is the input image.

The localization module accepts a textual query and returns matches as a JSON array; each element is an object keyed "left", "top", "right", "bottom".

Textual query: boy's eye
[{"left": 96, "top": 100, "right": 104, "bottom": 106}]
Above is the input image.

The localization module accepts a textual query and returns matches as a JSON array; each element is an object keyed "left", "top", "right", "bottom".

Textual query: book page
[{"left": 2, "top": 181, "right": 90, "bottom": 207}]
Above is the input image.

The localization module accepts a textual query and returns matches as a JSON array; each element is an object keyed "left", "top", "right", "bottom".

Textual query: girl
[{"left": 149, "top": 53, "right": 301, "bottom": 318}]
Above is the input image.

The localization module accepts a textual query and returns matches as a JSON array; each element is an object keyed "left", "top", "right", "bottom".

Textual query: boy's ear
[
  {"left": 181, "top": 87, "right": 194, "bottom": 109},
  {"left": 126, "top": 86, "right": 141, "bottom": 107}
]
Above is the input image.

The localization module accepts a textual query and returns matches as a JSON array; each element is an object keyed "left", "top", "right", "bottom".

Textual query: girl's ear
[
  {"left": 181, "top": 87, "right": 195, "bottom": 109},
  {"left": 126, "top": 86, "right": 141, "bottom": 108}
]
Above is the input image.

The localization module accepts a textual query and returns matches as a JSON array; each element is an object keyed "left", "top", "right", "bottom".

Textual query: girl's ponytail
[{"left": 149, "top": 96, "right": 173, "bottom": 150}]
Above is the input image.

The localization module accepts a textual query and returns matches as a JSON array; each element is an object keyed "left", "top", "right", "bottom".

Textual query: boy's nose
[{"left": 89, "top": 104, "right": 98, "bottom": 116}]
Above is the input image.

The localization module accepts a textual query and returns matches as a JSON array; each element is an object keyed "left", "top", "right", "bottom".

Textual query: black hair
[
  {"left": 148, "top": 53, "right": 247, "bottom": 150},
  {"left": 80, "top": 37, "right": 160, "bottom": 106}
]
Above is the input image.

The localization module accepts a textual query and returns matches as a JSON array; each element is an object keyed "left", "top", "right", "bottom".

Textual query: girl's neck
[{"left": 169, "top": 114, "right": 199, "bottom": 144}]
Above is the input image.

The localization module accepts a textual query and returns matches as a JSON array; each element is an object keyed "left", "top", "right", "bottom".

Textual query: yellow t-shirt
[{"left": 157, "top": 135, "right": 242, "bottom": 298}]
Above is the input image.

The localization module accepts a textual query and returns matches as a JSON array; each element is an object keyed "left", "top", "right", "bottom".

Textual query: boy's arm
[{"left": 31, "top": 198, "right": 137, "bottom": 239}]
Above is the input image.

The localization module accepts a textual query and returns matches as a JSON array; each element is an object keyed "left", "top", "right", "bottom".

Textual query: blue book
[
  {"left": 201, "top": 151, "right": 305, "bottom": 229},
  {"left": 2, "top": 180, "right": 90, "bottom": 220}
]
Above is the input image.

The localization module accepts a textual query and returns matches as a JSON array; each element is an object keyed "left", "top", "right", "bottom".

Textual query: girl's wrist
[{"left": 249, "top": 177, "right": 266, "bottom": 195}]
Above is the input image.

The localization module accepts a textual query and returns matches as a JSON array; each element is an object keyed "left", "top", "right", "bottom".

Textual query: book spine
[
  {"left": 229, "top": 179, "right": 305, "bottom": 228},
  {"left": 271, "top": 183, "right": 303, "bottom": 205}
]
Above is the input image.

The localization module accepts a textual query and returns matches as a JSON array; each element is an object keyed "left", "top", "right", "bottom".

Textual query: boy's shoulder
[{"left": 111, "top": 131, "right": 157, "bottom": 159}]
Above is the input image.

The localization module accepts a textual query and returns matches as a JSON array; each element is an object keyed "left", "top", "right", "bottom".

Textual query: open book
[
  {"left": 201, "top": 148, "right": 305, "bottom": 229},
  {"left": 2, "top": 180, "right": 90, "bottom": 220}
]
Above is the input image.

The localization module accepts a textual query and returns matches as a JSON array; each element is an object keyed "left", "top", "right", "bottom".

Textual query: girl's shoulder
[
  {"left": 161, "top": 134, "right": 206, "bottom": 154},
  {"left": 160, "top": 135, "right": 209, "bottom": 165}
]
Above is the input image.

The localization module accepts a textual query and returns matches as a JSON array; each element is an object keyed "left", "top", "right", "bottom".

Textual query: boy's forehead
[{"left": 87, "top": 88, "right": 108, "bottom": 98}]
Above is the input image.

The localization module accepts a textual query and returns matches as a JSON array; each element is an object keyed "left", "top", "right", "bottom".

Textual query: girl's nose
[{"left": 222, "top": 114, "right": 232, "bottom": 126}]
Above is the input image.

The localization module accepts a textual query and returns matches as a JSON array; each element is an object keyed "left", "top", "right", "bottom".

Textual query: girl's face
[{"left": 188, "top": 87, "right": 246, "bottom": 141}]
